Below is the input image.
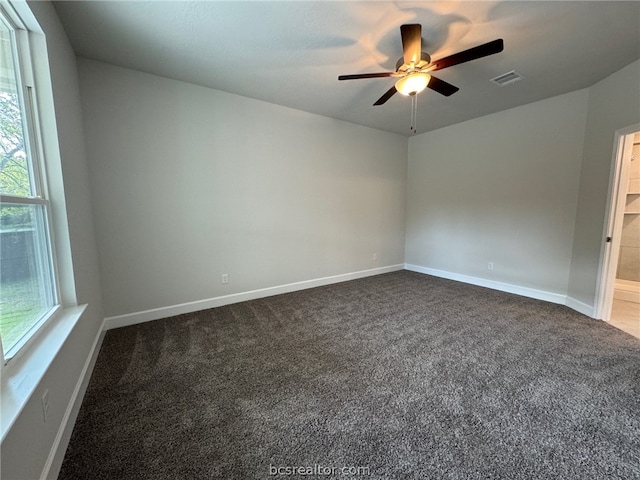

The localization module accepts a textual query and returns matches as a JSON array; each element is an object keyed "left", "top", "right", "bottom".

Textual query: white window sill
[{"left": 1, "top": 304, "right": 87, "bottom": 442}]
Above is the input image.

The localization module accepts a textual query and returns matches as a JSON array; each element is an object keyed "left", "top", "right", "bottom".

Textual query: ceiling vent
[{"left": 490, "top": 70, "right": 524, "bottom": 86}]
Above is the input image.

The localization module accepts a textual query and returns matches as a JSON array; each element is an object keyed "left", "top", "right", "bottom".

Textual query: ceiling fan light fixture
[{"left": 395, "top": 72, "right": 431, "bottom": 96}]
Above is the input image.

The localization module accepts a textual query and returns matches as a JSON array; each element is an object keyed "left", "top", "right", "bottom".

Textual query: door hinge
[{"left": 606, "top": 236, "right": 612, "bottom": 243}]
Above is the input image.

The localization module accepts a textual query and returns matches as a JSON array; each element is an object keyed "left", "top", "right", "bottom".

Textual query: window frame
[{"left": 0, "top": 3, "right": 62, "bottom": 365}]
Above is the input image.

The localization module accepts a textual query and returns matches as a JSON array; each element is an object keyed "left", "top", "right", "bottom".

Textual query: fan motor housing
[{"left": 396, "top": 52, "right": 431, "bottom": 72}]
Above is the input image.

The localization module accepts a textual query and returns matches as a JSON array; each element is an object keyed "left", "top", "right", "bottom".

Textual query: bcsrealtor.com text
[{"left": 269, "top": 464, "right": 371, "bottom": 476}]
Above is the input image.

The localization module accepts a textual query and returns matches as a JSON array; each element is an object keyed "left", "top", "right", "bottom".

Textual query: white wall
[
  {"left": 1, "top": 2, "right": 104, "bottom": 479},
  {"left": 77, "top": 59, "right": 407, "bottom": 319},
  {"left": 567, "top": 60, "right": 640, "bottom": 307},
  {"left": 405, "top": 90, "right": 589, "bottom": 297}
]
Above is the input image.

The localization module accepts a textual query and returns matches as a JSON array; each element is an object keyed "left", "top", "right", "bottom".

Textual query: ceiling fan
[{"left": 338, "top": 24, "right": 503, "bottom": 132}]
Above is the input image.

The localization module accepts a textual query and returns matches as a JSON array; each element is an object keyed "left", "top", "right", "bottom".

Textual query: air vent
[{"left": 490, "top": 70, "right": 524, "bottom": 86}]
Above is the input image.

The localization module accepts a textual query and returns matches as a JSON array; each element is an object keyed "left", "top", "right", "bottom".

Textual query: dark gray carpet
[{"left": 59, "top": 271, "right": 640, "bottom": 479}]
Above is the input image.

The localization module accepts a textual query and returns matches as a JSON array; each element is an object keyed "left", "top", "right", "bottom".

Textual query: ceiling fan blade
[
  {"left": 401, "top": 24, "right": 422, "bottom": 66},
  {"left": 427, "top": 75, "right": 459, "bottom": 96},
  {"left": 430, "top": 39, "right": 504, "bottom": 72},
  {"left": 338, "top": 72, "right": 396, "bottom": 80},
  {"left": 373, "top": 86, "right": 397, "bottom": 106}
]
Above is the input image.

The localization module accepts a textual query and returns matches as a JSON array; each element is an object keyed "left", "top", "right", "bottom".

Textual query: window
[{"left": 0, "top": 7, "right": 59, "bottom": 361}]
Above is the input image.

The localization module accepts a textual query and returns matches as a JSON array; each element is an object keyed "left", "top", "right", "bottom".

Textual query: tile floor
[{"left": 609, "top": 299, "right": 640, "bottom": 339}]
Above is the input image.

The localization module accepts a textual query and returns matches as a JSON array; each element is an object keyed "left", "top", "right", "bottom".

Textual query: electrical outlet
[
  {"left": 372, "top": 253, "right": 378, "bottom": 261},
  {"left": 488, "top": 262, "right": 494, "bottom": 271},
  {"left": 42, "top": 389, "right": 50, "bottom": 422},
  {"left": 221, "top": 274, "right": 229, "bottom": 284}
]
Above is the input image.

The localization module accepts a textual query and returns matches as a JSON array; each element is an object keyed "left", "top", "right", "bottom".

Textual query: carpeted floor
[{"left": 59, "top": 271, "right": 640, "bottom": 479}]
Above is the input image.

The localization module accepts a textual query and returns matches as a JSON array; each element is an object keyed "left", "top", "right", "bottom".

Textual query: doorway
[{"left": 596, "top": 125, "right": 640, "bottom": 338}]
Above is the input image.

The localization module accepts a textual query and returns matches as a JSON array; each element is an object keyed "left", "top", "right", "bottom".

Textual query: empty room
[{"left": 1, "top": 1, "right": 639, "bottom": 479}]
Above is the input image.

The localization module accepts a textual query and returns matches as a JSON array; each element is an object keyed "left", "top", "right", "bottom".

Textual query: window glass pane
[
  {"left": 0, "top": 203, "right": 55, "bottom": 353},
  {"left": 0, "top": 19, "right": 32, "bottom": 197}
]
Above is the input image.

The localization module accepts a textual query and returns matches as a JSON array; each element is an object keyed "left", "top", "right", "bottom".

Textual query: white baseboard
[
  {"left": 41, "top": 318, "right": 107, "bottom": 480},
  {"left": 614, "top": 280, "right": 640, "bottom": 304},
  {"left": 404, "top": 263, "right": 571, "bottom": 307},
  {"left": 565, "top": 296, "right": 595, "bottom": 317},
  {"left": 104, "top": 264, "right": 405, "bottom": 330},
  {"left": 614, "top": 290, "right": 640, "bottom": 303}
]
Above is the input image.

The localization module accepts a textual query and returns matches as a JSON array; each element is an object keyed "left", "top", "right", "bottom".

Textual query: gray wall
[
  {"left": 1, "top": 2, "right": 104, "bottom": 479},
  {"left": 77, "top": 59, "right": 407, "bottom": 319},
  {"left": 405, "top": 90, "right": 588, "bottom": 296},
  {"left": 567, "top": 60, "right": 640, "bottom": 306},
  {"left": 406, "top": 59, "right": 640, "bottom": 308}
]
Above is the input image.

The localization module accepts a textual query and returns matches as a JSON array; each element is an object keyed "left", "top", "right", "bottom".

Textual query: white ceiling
[{"left": 52, "top": 1, "right": 640, "bottom": 137}]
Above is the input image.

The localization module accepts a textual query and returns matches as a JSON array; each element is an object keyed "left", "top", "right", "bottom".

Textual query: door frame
[{"left": 594, "top": 123, "right": 639, "bottom": 320}]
